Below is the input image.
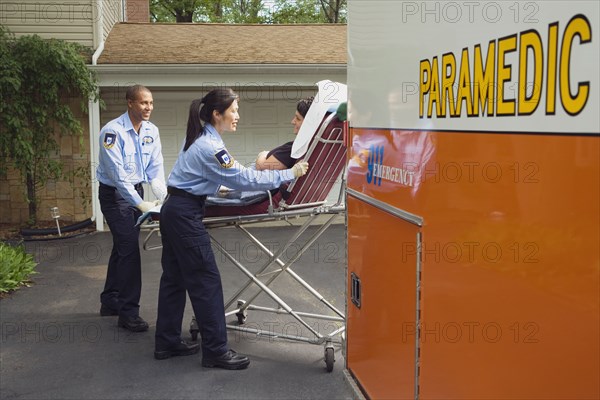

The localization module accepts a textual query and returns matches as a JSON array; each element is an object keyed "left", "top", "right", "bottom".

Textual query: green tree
[
  {"left": 150, "top": 0, "right": 346, "bottom": 24},
  {"left": 318, "top": 0, "right": 346, "bottom": 23},
  {"left": 151, "top": 0, "right": 266, "bottom": 23},
  {"left": 227, "top": 0, "right": 266, "bottom": 23},
  {"left": 0, "top": 26, "right": 100, "bottom": 225},
  {"left": 270, "top": 0, "right": 325, "bottom": 23},
  {"left": 150, "top": 0, "right": 200, "bottom": 22},
  {"left": 149, "top": 0, "right": 222, "bottom": 23}
]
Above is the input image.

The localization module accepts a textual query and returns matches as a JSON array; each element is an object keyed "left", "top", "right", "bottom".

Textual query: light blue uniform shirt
[
  {"left": 96, "top": 112, "right": 165, "bottom": 206},
  {"left": 168, "top": 124, "right": 295, "bottom": 196}
]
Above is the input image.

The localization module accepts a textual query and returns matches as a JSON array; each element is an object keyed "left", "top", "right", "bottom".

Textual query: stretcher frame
[{"left": 141, "top": 112, "right": 347, "bottom": 372}]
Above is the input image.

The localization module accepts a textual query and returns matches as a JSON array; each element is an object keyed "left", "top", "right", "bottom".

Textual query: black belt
[
  {"left": 167, "top": 186, "right": 207, "bottom": 201},
  {"left": 100, "top": 182, "right": 143, "bottom": 190}
]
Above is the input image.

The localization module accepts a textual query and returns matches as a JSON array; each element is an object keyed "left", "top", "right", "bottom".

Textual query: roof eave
[{"left": 89, "top": 63, "right": 347, "bottom": 87}]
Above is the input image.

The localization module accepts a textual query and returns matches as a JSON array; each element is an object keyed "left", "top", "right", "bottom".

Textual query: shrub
[
  {"left": 0, "top": 242, "right": 37, "bottom": 293},
  {"left": 0, "top": 25, "right": 100, "bottom": 225}
]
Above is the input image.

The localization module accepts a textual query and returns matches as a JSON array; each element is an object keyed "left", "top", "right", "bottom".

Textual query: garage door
[{"left": 99, "top": 87, "right": 342, "bottom": 202}]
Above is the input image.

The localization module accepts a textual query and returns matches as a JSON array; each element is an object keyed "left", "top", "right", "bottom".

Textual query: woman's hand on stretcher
[
  {"left": 292, "top": 160, "right": 309, "bottom": 178},
  {"left": 217, "top": 185, "right": 232, "bottom": 197}
]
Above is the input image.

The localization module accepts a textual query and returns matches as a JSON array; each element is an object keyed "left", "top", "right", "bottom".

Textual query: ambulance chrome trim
[{"left": 346, "top": 188, "right": 424, "bottom": 226}]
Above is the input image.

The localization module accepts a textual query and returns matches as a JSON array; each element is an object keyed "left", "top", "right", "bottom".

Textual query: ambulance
[{"left": 345, "top": 1, "right": 599, "bottom": 399}]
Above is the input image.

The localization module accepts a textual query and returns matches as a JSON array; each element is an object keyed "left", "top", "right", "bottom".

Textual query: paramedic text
[{"left": 420, "top": 14, "right": 592, "bottom": 118}]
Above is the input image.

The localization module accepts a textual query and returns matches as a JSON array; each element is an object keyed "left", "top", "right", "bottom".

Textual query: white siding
[
  {"left": 1, "top": 0, "right": 95, "bottom": 46},
  {"left": 101, "top": 0, "right": 123, "bottom": 41},
  {"left": 0, "top": 0, "right": 124, "bottom": 48}
]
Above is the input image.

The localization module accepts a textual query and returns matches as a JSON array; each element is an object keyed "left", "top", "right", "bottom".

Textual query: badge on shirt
[
  {"left": 142, "top": 136, "right": 154, "bottom": 145},
  {"left": 103, "top": 133, "right": 116, "bottom": 149},
  {"left": 215, "top": 149, "right": 234, "bottom": 168}
]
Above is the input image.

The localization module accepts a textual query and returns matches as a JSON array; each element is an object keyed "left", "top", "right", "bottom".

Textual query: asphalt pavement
[{"left": 0, "top": 221, "right": 356, "bottom": 400}]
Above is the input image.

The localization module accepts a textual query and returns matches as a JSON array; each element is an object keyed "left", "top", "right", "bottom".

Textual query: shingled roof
[{"left": 98, "top": 23, "right": 347, "bottom": 64}]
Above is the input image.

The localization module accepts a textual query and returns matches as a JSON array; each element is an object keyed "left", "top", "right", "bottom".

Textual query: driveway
[{"left": 0, "top": 222, "right": 354, "bottom": 400}]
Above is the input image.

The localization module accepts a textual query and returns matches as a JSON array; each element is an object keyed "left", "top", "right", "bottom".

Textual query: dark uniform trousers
[
  {"left": 155, "top": 193, "right": 228, "bottom": 357},
  {"left": 99, "top": 182, "right": 143, "bottom": 317}
]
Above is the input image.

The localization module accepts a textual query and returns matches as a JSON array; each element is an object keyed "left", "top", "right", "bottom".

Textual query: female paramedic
[{"left": 154, "top": 88, "right": 309, "bottom": 370}]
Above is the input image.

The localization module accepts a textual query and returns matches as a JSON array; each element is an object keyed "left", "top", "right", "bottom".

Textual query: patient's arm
[{"left": 255, "top": 150, "right": 288, "bottom": 171}]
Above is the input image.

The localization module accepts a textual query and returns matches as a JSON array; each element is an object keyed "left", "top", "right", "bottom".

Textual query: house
[
  {"left": 91, "top": 22, "right": 346, "bottom": 231},
  {"left": 0, "top": 0, "right": 144, "bottom": 225},
  {"left": 0, "top": 0, "right": 347, "bottom": 231}
]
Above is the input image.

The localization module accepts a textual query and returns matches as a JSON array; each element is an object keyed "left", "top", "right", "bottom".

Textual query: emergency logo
[
  {"left": 142, "top": 136, "right": 154, "bottom": 145},
  {"left": 366, "top": 145, "right": 384, "bottom": 186},
  {"left": 215, "top": 149, "right": 234, "bottom": 168},
  {"left": 103, "top": 133, "right": 116, "bottom": 150},
  {"left": 366, "top": 145, "right": 416, "bottom": 188}
]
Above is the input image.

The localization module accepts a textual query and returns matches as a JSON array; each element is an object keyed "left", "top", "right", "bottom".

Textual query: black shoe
[
  {"left": 154, "top": 340, "right": 200, "bottom": 360},
  {"left": 118, "top": 315, "right": 149, "bottom": 332},
  {"left": 202, "top": 349, "right": 250, "bottom": 370},
  {"left": 100, "top": 304, "right": 118, "bottom": 316}
]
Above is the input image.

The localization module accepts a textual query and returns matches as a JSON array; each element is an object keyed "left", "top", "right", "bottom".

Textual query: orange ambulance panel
[
  {"left": 346, "top": 128, "right": 599, "bottom": 399},
  {"left": 347, "top": 196, "right": 420, "bottom": 400}
]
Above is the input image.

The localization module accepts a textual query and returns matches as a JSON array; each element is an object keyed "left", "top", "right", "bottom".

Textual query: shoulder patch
[
  {"left": 103, "top": 133, "right": 117, "bottom": 149},
  {"left": 214, "top": 149, "right": 234, "bottom": 168}
]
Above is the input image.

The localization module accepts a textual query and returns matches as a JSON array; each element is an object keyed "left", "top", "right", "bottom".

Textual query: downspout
[{"left": 89, "top": 0, "right": 105, "bottom": 231}]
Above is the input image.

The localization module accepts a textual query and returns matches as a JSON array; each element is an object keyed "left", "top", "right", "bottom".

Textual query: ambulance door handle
[{"left": 351, "top": 272, "right": 361, "bottom": 308}]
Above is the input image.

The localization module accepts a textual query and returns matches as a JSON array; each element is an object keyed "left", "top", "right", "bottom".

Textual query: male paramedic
[{"left": 96, "top": 85, "right": 167, "bottom": 332}]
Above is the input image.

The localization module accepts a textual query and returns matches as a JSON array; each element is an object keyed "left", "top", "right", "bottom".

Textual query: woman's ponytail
[{"left": 183, "top": 98, "right": 204, "bottom": 151}]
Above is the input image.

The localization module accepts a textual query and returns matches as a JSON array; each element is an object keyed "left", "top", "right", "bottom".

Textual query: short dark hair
[
  {"left": 125, "top": 84, "right": 151, "bottom": 101},
  {"left": 297, "top": 96, "right": 314, "bottom": 118}
]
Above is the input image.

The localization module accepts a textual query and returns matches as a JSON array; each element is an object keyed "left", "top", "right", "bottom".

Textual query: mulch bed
[{"left": 0, "top": 223, "right": 96, "bottom": 243}]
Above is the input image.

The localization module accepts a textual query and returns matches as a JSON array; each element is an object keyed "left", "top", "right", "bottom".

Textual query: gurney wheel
[
  {"left": 324, "top": 347, "right": 335, "bottom": 372},
  {"left": 190, "top": 317, "right": 199, "bottom": 341},
  {"left": 236, "top": 300, "right": 247, "bottom": 325}
]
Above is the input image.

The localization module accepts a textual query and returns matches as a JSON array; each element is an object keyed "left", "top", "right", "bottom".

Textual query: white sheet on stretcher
[
  {"left": 205, "top": 189, "right": 268, "bottom": 206},
  {"left": 291, "top": 80, "right": 347, "bottom": 159},
  {"left": 135, "top": 189, "right": 269, "bottom": 227}
]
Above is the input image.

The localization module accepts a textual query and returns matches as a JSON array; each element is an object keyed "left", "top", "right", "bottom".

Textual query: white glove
[
  {"left": 136, "top": 201, "right": 156, "bottom": 213},
  {"left": 292, "top": 160, "right": 309, "bottom": 178},
  {"left": 150, "top": 179, "right": 168, "bottom": 202}
]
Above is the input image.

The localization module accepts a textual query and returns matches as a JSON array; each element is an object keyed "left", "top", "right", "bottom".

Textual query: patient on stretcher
[
  {"left": 136, "top": 82, "right": 347, "bottom": 225},
  {"left": 254, "top": 96, "right": 314, "bottom": 171},
  {"left": 204, "top": 80, "right": 347, "bottom": 217}
]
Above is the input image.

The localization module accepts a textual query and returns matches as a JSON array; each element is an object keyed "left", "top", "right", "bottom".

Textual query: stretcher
[{"left": 140, "top": 108, "right": 347, "bottom": 372}]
